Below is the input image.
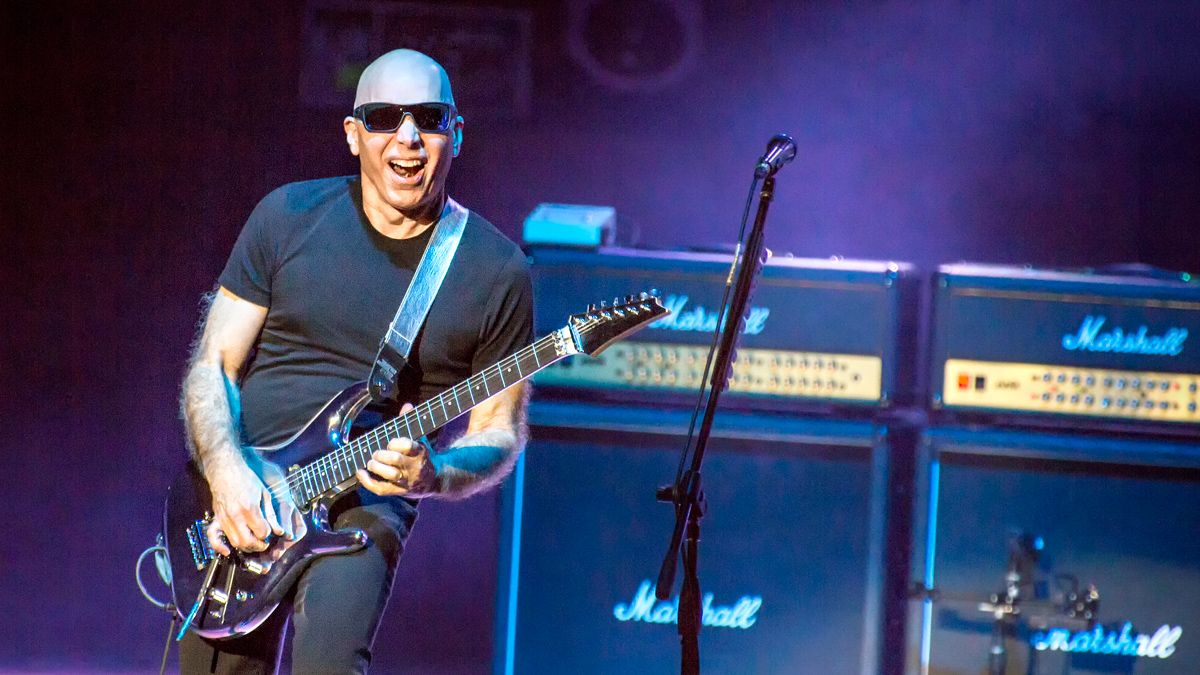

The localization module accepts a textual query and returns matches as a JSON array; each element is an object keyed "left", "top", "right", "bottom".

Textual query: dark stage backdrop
[{"left": 3, "top": 1, "right": 1199, "bottom": 672}]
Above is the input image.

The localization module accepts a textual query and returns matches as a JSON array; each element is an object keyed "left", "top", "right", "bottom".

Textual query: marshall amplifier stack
[
  {"left": 914, "top": 264, "right": 1200, "bottom": 675},
  {"left": 526, "top": 247, "right": 920, "bottom": 412},
  {"left": 495, "top": 248, "right": 1199, "bottom": 675},
  {"left": 491, "top": 247, "right": 919, "bottom": 675}
]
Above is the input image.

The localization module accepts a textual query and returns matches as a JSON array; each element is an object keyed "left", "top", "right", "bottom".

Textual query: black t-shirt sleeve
[
  {"left": 471, "top": 248, "right": 535, "bottom": 374},
  {"left": 218, "top": 189, "right": 283, "bottom": 307}
]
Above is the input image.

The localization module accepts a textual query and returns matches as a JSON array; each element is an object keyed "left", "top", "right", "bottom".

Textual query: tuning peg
[
  {"left": 587, "top": 303, "right": 597, "bottom": 313},
  {"left": 624, "top": 294, "right": 634, "bottom": 303},
  {"left": 639, "top": 291, "right": 649, "bottom": 300}
]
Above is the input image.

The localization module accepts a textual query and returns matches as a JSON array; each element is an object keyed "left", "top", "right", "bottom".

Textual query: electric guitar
[{"left": 162, "top": 294, "right": 667, "bottom": 639}]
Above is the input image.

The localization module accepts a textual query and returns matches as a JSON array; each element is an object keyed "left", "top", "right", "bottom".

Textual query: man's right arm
[{"left": 181, "top": 286, "right": 285, "bottom": 555}]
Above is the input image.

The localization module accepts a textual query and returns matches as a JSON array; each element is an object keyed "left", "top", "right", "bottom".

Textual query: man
[{"left": 179, "top": 49, "right": 532, "bottom": 673}]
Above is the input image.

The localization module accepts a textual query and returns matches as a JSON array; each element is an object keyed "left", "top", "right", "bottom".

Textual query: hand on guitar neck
[
  {"left": 205, "top": 451, "right": 306, "bottom": 557},
  {"left": 357, "top": 403, "right": 440, "bottom": 497}
]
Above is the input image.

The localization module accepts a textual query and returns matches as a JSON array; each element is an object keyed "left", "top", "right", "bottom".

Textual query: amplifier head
[
  {"left": 929, "top": 263, "right": 1200, "bottom": 432},
  {"left": 528, "top": 246, "right": 919, "bottom": 412}
]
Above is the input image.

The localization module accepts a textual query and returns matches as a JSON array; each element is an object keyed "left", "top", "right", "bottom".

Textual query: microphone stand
[{"left": 656, "top": 160, "right": 782, "bottom": 675}]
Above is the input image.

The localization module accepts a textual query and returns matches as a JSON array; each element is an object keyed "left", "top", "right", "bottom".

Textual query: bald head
[{"left": 354, "top": 49, "right": 455, "bottom": 109}]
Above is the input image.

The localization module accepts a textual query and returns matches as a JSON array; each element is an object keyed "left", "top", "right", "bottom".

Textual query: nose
[{"left": 394, "top": 113, "right": 421, "bottom": 145}]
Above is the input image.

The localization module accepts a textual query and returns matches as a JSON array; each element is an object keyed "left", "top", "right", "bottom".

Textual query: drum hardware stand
[{"left": 911, "top": 532, "right": 1099, "bottom": 675}]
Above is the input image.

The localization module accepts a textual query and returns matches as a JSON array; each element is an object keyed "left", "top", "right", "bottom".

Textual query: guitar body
[{"left": 162, "top": 383, "right": 374, "bottom": 640}]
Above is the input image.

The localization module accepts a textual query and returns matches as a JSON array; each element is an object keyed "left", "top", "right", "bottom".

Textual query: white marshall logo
[
  {"left": 1031, "top": 623, "right": 1182, "bottom": 659},
  {"left": 612, "top": 580, "right": 762, "bottom": 630},
  {"left": 1061, "top": 316, "right": 1187, "bottom": 356},
  {"left": 650, "top": 295, "right": 770, "bottom": 336}
]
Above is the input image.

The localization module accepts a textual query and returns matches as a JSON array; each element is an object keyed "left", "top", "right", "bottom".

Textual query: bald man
[{"left": 179, "top": 49, "right": 532, "bottom": 673}]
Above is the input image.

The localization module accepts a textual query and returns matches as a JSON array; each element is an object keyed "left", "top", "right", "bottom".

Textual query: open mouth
[{"left": 389, "top": 158, "right": 426, "bottom": 184}]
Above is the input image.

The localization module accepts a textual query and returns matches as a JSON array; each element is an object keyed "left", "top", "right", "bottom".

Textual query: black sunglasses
[{"left": 352, "top": 102, "right": 457, "bottom": 133}]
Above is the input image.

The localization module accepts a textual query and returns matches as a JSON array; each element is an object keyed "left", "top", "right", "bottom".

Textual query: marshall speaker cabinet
[
  {"left": 494, "top": 400, "right": 897, "bottom": 675},
  {"left": 929, "top": 264, "right": 1200, "bottom": 434},
  {"left": 527, "top": 247, "right": 919, "bottom": 413},
  {"left": 908, "top": 427, "right": 1200, "bottom": 675}
]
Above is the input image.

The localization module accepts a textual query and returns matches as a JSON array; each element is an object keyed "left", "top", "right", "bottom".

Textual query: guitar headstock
[{"left": 568, "top": 292, "right": 669, "bottom": 356}]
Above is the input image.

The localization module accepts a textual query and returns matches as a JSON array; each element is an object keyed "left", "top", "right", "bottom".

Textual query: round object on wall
[{"left": 567, "top": 0, "right": 702, "bottom": 92}]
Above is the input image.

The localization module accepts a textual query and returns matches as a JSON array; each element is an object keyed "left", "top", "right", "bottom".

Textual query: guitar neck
[{"left": 291, "top": 327, "right": 574, "bottom": 503}]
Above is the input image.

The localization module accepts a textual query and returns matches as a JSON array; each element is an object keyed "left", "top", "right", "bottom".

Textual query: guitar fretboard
[{"left": 287, "top": 329, "right": 567, "bottom": 503}]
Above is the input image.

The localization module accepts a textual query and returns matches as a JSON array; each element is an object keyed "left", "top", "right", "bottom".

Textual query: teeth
[{"left": 391, "top": 159, "right": 424, "bottom": 168}]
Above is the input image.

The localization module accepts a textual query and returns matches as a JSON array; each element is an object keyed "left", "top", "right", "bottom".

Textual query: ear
[
  {"left": 451, "top": 116, "right": 464, "bottom": 158},
  {"left": 343, "top": 117, "right": 360, "bottom": 157}
]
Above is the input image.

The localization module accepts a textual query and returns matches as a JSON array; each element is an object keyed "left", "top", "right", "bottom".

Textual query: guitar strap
[{"left": 367, "top": 196, "right": 469, "bottom": 403}]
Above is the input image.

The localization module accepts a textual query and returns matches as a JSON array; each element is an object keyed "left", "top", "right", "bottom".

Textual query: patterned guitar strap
[{"left": 367, "top": 196, "right": 469, "bottom": 403}]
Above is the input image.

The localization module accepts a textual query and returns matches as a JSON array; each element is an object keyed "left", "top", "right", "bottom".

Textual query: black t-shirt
[{"left": 218, "top": 176, "right": 533, "bottom": 448}]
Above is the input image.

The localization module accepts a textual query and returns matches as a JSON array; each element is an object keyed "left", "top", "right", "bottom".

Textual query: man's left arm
[
  {"left": 359, "top": 381, "right": 528, "bottom": 499},
  {"left": 360, "top": 243, "right": 533, "bottom": 499}
]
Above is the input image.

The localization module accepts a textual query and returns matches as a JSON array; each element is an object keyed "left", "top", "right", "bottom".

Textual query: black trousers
[{"left": 179, "top": 492, "right": 419, "bottom": 675}]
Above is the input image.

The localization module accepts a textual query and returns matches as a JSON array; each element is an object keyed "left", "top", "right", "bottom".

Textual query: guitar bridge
[{"left": 186, "top": 519, "right": 214, "bottom": 570}]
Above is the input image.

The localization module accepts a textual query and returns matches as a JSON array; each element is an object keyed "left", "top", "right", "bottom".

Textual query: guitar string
[
  {"left": 259, "top": 313, "right": 622, "bottom": 500},
  {"left": 289, "top": 330, "right": 560, "bottom": 497},
  {"left": 269, "top": 308, "right": 638, "bottom": 500},
  {"left": 305, "top": 316, "right": 603, "bottom": 494},
  {"left": 283, "top": 311, "right": 619, "bottom": 498},
  {"left": 269, "top": 322, "right": 579, "bottom": 499}
]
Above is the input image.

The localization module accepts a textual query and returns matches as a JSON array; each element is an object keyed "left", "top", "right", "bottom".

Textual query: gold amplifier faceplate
[
  {"left": 941, "top": 358, "right": 1200, "bottom": 422},
  {"left": 536, "top": 341, "right": 884, "bottom": 402}
]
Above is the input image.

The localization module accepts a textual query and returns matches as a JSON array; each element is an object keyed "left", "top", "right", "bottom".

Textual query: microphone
[{"left": 754, "top": 133, "right": 797, "bottom": 177}]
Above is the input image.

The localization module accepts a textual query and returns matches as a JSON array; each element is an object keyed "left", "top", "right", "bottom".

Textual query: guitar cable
[
  {"left": 136, "top": 536, "right": 179, "bottom": 675},
  {"left": 136, "top": 537, "right": 174, "bottom": 611}
]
